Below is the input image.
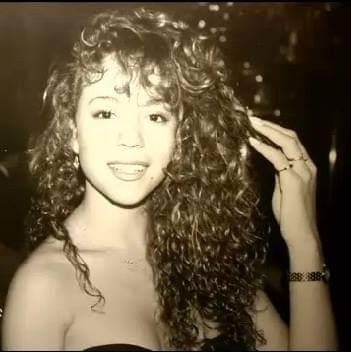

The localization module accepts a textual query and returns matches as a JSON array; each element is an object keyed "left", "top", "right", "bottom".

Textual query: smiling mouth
[{"left": 107, "top": 162, "right": 149, "bottom": 181}]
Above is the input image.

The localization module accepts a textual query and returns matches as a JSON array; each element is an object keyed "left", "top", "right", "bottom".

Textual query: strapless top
[
  {"left": 85, "top": 344, "right": 150, "bottom": 351},
  {"left": 84, "top": 335, "right": 246, "bottom": 351}
]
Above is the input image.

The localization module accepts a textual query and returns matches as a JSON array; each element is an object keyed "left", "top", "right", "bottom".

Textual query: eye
[
  {"left": 148, "top": 113, "right": 168, "bottom": 123},
  {"left": 92, "top": 110, "right": 116, "bottom": 119}
]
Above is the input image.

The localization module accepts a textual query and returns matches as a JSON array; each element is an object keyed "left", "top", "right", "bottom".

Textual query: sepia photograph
[{"left": 0, "top": 2, "right": 349, "bottom": 350}]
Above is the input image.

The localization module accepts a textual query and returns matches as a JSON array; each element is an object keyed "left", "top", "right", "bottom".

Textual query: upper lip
[{"left": 107, "top": 160, "right": 150, "bottom": 167}]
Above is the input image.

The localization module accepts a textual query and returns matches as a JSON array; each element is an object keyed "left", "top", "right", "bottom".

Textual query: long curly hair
[{"left": 26, "top": 7, "right": 268, "bottom": 350}]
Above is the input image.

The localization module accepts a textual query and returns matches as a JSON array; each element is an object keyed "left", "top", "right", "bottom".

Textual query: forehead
[{"left": 81, "top": 55, "right": 164, "bottom": 106}]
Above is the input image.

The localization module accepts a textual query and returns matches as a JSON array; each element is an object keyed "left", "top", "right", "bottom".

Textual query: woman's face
[{"left": 72, "top": 56, "right": 179, "bottom": 207}]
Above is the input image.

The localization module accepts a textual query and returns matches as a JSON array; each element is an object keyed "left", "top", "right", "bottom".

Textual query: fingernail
[
  {"left": 249, "top": 116, "right": 264, "bottom": 126},
  {"left": 248, "top": 137, "right": 259, "bottom": 145}
]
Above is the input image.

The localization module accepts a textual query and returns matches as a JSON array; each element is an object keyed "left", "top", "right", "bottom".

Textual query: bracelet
[{"left": 288, "top": 264, "right": 330, "bottom": 283}]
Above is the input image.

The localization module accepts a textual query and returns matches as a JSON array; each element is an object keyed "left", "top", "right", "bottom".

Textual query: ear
[{"left": 69, "top": 119, "right": 79, "bottom": 154}]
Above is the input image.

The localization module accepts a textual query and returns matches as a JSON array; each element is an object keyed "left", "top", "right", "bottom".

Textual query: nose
[{"left": 115, "top": 115, "right": 144, "bottom": 148}]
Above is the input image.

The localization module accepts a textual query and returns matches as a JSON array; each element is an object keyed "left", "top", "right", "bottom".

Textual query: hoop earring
[{"left": 74, "top": 154, "right": 80, "bottom": 169}]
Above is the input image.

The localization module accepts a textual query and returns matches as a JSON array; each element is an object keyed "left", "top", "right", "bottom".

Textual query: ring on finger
[
  {"left": 277, "top": 164, "right": 292, "bottom": 174},
  {"left": 287, "top": 154, "right": 308, "bottom": 162}
]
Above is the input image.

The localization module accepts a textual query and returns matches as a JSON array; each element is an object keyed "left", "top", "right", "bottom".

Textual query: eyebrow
[
  {"left": 88, "top": 96, "right": 120, "bottom": 105},
  {"left": 88, "top": 95, "right": 168, "bottom": 109}
]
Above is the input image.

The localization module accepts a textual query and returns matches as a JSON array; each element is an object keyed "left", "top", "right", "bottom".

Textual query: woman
[{"left": 1, "top": 7, "right": 338, "bottom": 351}]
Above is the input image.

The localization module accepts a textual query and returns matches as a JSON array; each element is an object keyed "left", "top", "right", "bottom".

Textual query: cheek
[
  {"left": 77, "top": 121, "right": 111, "bottom": 150},
  {"left": 146, "top": 129, "right": 176, "bottom": 163}
]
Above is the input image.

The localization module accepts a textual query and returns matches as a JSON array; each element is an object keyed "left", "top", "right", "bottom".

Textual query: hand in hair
[{"left": 248, "top": 116, "right": 320, "bottom": 251}]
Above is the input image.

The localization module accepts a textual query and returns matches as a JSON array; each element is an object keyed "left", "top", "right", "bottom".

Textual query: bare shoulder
[
  {"left": 2, "top": 237, "right": 75, "bottom": 349},
  {"left": 9, "top": 236, "right": 75, "bottom": 293},
  {"left": 252, "top": 289, "right": 289, "bottom": 351}
]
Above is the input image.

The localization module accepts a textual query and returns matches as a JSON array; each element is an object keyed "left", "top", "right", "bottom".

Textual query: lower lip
[{"left": 108, "top": 164, "right": 148, "bottom": 182}]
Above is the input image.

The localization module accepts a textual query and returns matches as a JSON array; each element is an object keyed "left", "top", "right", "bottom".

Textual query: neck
[{"left": 65, "top": 184, "right": 149, "bottom": 254}]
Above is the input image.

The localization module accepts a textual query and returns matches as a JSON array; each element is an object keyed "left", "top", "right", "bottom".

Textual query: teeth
[{"left": 109, "top": 164, "right": 146, "bottom": 174}]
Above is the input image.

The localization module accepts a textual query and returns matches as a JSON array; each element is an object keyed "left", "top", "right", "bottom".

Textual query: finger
[
  {"left": 274, "top": 173, "right": 282, "bottom": 193},
  {"left": 249, "top": 117, "right": 303, "bottom": 159},
  {"left": 295, "top": 142, "right": 317, "bottom": 174},
  {"left": 288, "top": 148, "right": 315, "bottom": 176},
  {"left": 289, "top": 160, "right": 313, "bottom": 182},
  {"left": 248, "top": 137, "right": 291, "bottom": 171},
  {"left": 263, "top": 121, "right": 316, "bottom": 174},
  {"left": 249, "top": 117, "right": 316, "bottom": 177},
  {"left": 272, "top": 174, "right": 281, "bottom": 222},
  {"left": 299, "top": 143, "right": 310, "bottom": 159},
  {"left": 250, "top": 116, "right": 297, "bottom": 137},
  {"left": 250, "top": 116, "right": 314, "bottom": 162},
  {"left": 249, "top": 137, "right": 306, "bottom": 188}
]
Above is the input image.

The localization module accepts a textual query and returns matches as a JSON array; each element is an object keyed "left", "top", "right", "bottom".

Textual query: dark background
[{"left": 0, "top": 2, "right": 349, "bottom": 349}]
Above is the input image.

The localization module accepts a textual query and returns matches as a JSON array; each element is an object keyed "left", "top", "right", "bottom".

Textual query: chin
[
  {"left": 107, "top": 173, "right": 166, "bottom": 207},
  {"left": 85, "top": 169, "right": 166, "bottom": 209},
  {"left": 101, "top": 182, "right": 158, "bottom": 208},
  {"left": 108, "top": 193, "right": 149, "bottom": 208}
]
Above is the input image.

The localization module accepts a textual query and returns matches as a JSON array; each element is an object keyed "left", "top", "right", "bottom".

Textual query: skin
[
  {"left": 249, "top": 116, "right": 338, "bottom": 350},
  {"left": 74, "top": 56, "right": 178, "bottom": 207},
  {"left": 69, "top": 55, "right": 179, "bottom": 252},
  {"left": 248, "top": 116, "right": 319, "bottom": 248},
  {"left": 1, "top": 58, "right": 338, "bottom": 350},
  {"left": 3, "top": 57, "right": 178, "bottom": 350}
]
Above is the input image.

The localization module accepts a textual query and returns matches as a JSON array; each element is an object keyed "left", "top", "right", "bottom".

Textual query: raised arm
[{"left": 249, "top": 116, "right": 338, "bottom": 350}]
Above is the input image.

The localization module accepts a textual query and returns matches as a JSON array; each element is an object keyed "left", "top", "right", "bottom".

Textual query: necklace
[
  {"left": 114, "top": 251, "right": 149, "bottom": 273},
  {"left": 120, "top": 257, "right": 144, "bottom": 265},
  {"left": 120, "top": 260, "right": 148, "bottom": 272},
  {"left": 66, "top": 217, "right": 151, "bottom": 273}
]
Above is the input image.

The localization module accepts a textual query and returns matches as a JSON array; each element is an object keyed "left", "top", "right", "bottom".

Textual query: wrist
[
  {"left": 287, "top": 263, "right": 331, "bottom": 283},
  {"left": 286, "top": 232, "right": 322, "bottom": 255},
  {"left": 288, "top": 237, "right": 325, "bottom": 272}
]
